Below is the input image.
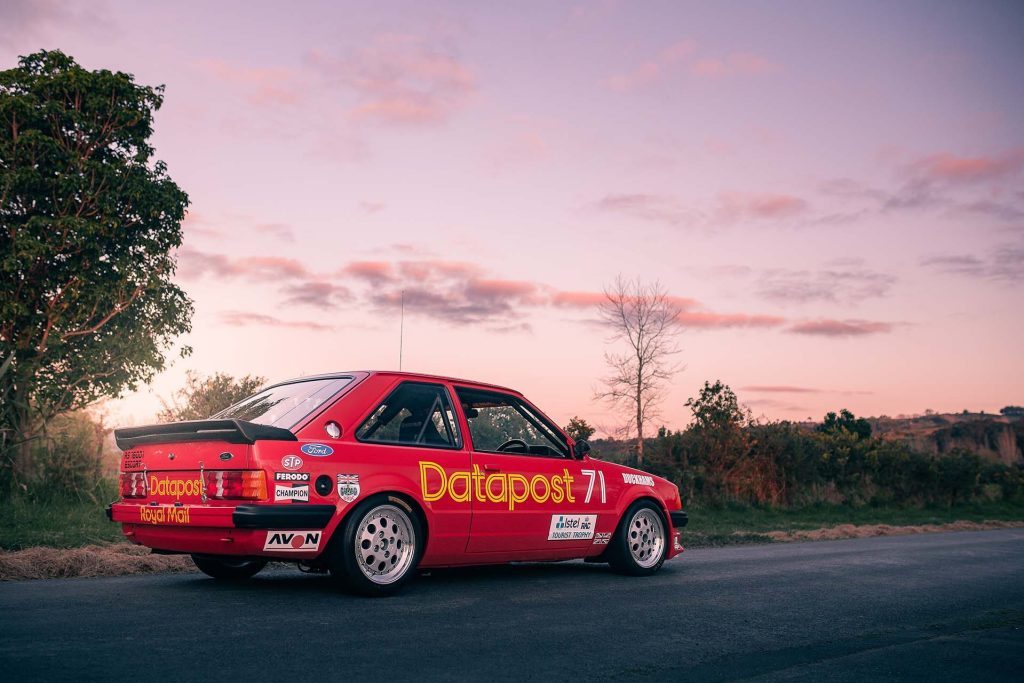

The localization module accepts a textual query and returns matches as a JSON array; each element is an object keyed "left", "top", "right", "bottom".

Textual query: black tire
[
  {"left": 607, "top": 501, "right": 668, "bottom": 576},
  {"left": 330, "top": 494, "right": 424, "bottom": 597},
  {"left": 191, "top": 555, "right": 267, "bottom": 580}
]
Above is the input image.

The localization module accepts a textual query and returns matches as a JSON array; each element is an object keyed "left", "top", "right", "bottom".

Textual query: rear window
[{"left": 213, "top": 377, "right": 354, "bottom": 429}]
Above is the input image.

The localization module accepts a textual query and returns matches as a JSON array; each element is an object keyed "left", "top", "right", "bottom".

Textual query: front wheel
[
  {"left": 191, "top": 555, "right": 267, "bottom": 580},
  {"left": 607, "top": 501, "right": 668, "bottom": 576},
  {"left": 330, "top": 495, "right": 423, "bottom": 596}
]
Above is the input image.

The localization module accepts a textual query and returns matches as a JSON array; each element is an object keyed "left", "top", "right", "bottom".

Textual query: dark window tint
[
  {"left": 357, "top": 382, "right": 460, "bottom": 449},
  {"left": 455, "top": 388, "right": 568, "bottom": 457},
  {"left": 213, "top": 377, "right": 353, "bottom": 429}
]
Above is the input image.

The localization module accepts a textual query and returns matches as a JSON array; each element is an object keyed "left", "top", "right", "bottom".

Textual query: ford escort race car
[{"left": 109, "top": 371, "right": 688, "bottom": 595}]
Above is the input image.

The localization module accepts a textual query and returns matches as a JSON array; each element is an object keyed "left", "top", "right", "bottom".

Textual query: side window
[
  {"left": 455, "top": 388, "right": 568, "bottom": 458},
  {"left": 356, "top": 382, "right": 461, "bottom": 449}
]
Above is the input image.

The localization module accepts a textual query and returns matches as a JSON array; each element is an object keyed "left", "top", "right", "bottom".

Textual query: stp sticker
[
  {"left": 301, "top": 443, "right": 334, "bottom": 457},
  {"left": 274, "top": 484, "right": 310, "bottom": 503},
  {"left": 547, "top": 514, "right": 597, "bottom": 541},
  {"left": 263, "top": 530, "right": 321, "bottom": 552},
  {"left": 281, "top": 455, "right": 303, "bottom": 471},
  {"left": 337, "top": 474, "right": 360, "bottom": 503}
]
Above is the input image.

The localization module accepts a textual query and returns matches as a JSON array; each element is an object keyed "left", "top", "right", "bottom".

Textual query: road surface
[{"left": 1, "top": 529, "right": 1022, "bottom": 681}]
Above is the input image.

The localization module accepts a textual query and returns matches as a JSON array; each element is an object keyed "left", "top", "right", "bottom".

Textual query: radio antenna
[{"left": 399, "top": 289, "right": 405, "bottom": 370}]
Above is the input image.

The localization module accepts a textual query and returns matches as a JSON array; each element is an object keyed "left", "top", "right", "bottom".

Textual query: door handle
[{"left": 482, "top": 464, "right": 501, "bottom": 472}]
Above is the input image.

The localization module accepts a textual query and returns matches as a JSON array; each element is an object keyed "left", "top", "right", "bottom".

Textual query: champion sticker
[
  {"left": 337, "top": 474, "right": 360, "bottom": 503},
  {"left": 281, "top": 455, "right": 303, "bottom": 471},
  {"left": 301, "top": 443, "right": 334, "bottom": 457},
  {"left": 274, "top": 484, "right": 310, "bottom": 503}
]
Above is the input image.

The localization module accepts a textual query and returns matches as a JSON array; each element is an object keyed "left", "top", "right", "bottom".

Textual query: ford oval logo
[
  {"left": 219, "top": 452, "right": 233, "bottom": 461},
  {"left": 301, "top": 443, "right": 334, "bottom": 457}
]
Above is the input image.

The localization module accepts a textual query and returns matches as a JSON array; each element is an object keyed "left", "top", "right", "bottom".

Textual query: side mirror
[{"left": 573, "top": 439, "right": 591, "bottom": 459}]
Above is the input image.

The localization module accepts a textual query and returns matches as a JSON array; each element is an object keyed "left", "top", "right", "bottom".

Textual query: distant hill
[{"left": 867, "top": 412, "right": 1023, "bottom": 465}]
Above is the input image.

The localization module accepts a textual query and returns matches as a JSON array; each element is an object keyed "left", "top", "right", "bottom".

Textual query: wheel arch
[{"left": 322, "top": 489, "right": 430, "bottom": 559}]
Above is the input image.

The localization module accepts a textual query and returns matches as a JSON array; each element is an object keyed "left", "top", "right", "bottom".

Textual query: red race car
[{"left": 109, "top": 371, "right": 688, "bottom": 595}]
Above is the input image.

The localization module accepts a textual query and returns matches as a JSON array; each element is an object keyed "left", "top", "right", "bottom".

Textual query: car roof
[{"left": 263, "top": 370, "right": 524, "bottom": 397}]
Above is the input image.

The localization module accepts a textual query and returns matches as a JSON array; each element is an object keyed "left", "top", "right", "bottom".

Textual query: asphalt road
[{"left": 1, "top": 529, "right": 1022, "bottom": 681}]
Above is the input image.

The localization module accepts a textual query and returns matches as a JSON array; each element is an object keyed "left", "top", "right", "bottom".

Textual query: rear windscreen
[{"left": 213, "top": 377, "right": 354, "bottom": 429}]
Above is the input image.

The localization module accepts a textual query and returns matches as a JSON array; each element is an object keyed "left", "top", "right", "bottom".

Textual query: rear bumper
[
  {"left": 670, "top": 510, "right": 688, "bottom": 528},
  {"left": 232, "top": 504, "right": 335, "bottom": 529}
]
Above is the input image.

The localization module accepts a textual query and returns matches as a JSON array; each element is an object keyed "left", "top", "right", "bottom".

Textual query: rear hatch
[{"left": 115, "top": 420, "right": 297, "bottom": 508}]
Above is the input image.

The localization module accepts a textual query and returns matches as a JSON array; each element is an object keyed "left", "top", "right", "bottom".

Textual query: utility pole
[{"left": 399, "top": 289, "right": 404, "bottom": 370}]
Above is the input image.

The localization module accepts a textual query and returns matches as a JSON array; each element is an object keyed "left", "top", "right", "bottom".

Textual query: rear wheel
[
  {"left": 330, "top": 494, "right": 423, "bottom": 596},
  {"left": 191, "top": 555, "right": 267, "bottom": 580},
  {"left": 607, "top": 501, "right": 667, "bottom": 576}
]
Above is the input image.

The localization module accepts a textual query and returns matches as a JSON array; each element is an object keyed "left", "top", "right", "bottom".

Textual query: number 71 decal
[{"left": 581, "top": 469, "right": 606, "bottom": 504}]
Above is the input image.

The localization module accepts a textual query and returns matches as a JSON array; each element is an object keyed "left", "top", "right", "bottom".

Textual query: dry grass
[
  {"left": 0, "top": 543, "right": 194, "bottom": 581},
  {"left": 761, "top": 519, "right": 1024, "bottom": 542}
]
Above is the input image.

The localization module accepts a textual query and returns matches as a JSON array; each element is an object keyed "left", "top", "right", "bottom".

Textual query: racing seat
[{"left": 398, "top": 414, "right": 448, "bottom": 446}]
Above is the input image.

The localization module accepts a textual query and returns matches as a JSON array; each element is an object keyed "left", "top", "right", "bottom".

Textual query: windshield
[{"left": 213, "top": 376, "right": 354, "bottom": 429}]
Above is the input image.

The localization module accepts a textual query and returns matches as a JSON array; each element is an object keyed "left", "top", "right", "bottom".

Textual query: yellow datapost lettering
[{"left": 419, "top": 462, "right": 580, "bottom": 511}]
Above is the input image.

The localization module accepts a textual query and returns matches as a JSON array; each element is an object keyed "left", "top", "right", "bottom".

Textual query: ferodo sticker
[
  {"left": 419, "top": 462, "right": 575, "bottom": 511},
  {"left": 274, "top": 484, "right": 309, "bottom": 503},
  {"left": 621, "top": 473, "right": 655, "bottom": 486},
  {"left": 337, "top": 474, "right": 360, "bottom": 503},
  {"left": 281, "top": 455, "right": 303, "bottom": 471},
  {"left": 548, "top": 514, "right": 597, "bottom": 541},
  {"left": 139, "top": 505, "right": 191, "bottom": 525},
  {"left": 263, "top": 531, "right": 321, "bottom": 552},
  {"left": 275, "top": 472, "right": 310, "bottom": 482}
]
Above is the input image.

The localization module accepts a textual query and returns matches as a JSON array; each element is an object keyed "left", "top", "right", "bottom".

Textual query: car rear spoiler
[{"left": 114, "top": 419, "right": 298, "bottom": 450}]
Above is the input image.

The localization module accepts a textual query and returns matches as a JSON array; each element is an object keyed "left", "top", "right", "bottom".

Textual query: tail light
[
  {"left": 205, "top": 470, "right": 267, "bottom": 500},
  {"left": 119, "top": 472, "right": 147, "bottom": 498}
]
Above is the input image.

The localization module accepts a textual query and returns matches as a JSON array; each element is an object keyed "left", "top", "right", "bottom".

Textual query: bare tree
[{"left": 596, "top": 276, "right": 683, "bottom": 465}]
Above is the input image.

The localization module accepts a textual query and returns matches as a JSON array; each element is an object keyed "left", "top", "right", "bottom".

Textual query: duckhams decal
[
  {"left": 337, "top": 474, "right": 360, "bottom": 503},
  {"left": 263, "top": 530, "right": 321, "bottom": 552},
  {"left": 547, "top": 514, "right": 597, "bottom": 541},
  {"left": 419, "top": 461, "right": 575, "bottom": 511},
  {"left": 622, "top": 472, "right": 655, "bottom": 486},
  {"left": 139, "top": 505, "right": 191, "bottom": 525},
  {"left": 281, "top": 455, "right": 303, "bottom": 471},
  {"left": 301, "top": 443, "right": 334, "bottom": 457}
]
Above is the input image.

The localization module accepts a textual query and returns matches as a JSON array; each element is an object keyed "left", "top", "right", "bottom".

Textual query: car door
[{"left": 454, "top": 386, "right": 614, "bottom": 555}]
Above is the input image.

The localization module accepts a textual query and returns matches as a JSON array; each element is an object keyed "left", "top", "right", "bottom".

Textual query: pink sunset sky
[{"left": 3, "top": 1, "right": 1022, "bottom": 433}]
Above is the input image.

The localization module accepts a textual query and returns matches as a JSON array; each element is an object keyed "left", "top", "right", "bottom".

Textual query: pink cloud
[
  {"left": 551, "top": 291, "right": 608, "bottom": 308},
  {"left": 591, "top": 193, "right": 695, "bottom": 226},
  {"left": 219, "top": 311, "right": 333, "bottom": 331},
  {"left": 359, "top": 201, "right": 386, "bottom": 214},
  {"left": 788, "top": 319, "right": 893, "bottom": 337},
  {"left": 914, "top": 149, "right": 1024, "bottom": 184},
  {"left": 691, "top": 53, "right": 780, "bottom": 78},
  {"left": 306, "top": 34, "right": 477, "bottom": 125},
  {"left": 280, "top": 281, "right": 352, "bottom": 309},
  {"left": 603, "top": 40, "right": 696, "bottom": 91},
  {"left": 177, "top": 247, "right": 310, "bottom": 281},
  {"left": 717, "top": 192, "right": 808, "bottom": 222},
  {"left": 740, "top": 385, "right": 822, "bottom": 393},
  {"left": 196, "top": 59, "right": 303, "bottom": 105},
  {"left": 678, "top": 311, "right": 786, "bottom": 329},
  {"left": 341, "top": 261, "right": 395, "bottom": 283}
]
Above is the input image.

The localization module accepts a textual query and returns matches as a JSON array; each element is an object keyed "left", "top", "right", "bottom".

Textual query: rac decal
[{"left": 419, "top": 461, "right": 575, "bottom": 511}]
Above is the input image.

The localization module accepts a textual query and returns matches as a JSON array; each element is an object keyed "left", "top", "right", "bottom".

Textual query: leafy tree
[
  {"left": 0, "top": 50, "right": 192, "bottom": 481},
  {"left": 596, "top": 276, "right": 682, "bottom": 465},
  {"left": 563, "top": 416, "right": 595, "bottom": 442},
  {"left": 1000, "top": 406, "right": 1024, "bottom": 418},
  {"left": 817, "top": 409, "right": 871, "bottom": 439},
  {"left": 158, "top": 372, "right": 266, "bottom": 423},
  {"left": 684, "top": 380, "right": 752, "bottom": 501}
]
